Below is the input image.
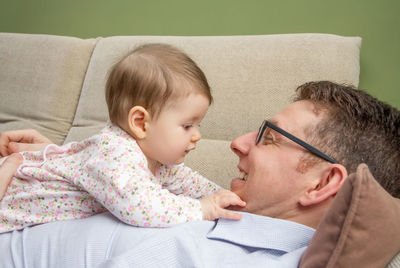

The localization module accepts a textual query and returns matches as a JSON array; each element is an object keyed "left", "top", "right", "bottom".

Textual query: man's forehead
[
  {"left": 270, "top": 101, "right": 321, "bottom": 131},
  {"left": 278, "top": 101, "right": 320, "bottom": 118}
]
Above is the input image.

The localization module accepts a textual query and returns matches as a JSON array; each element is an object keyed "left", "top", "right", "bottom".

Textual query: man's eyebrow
[
  {"left": 268, "top": 119, "right": 279, "bottom": 126},
  {"left": 266, "top": 119, "right": 284, "bottom": 140}
]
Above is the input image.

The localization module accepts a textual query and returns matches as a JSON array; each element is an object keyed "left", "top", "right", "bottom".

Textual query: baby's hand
[{"left": 200, "top": 189, "right": 246, "bottom": 221}]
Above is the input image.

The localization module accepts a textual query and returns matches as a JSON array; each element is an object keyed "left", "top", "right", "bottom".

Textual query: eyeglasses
[{"left": 256, "top": 120, "right": 337, "bottom": 164}]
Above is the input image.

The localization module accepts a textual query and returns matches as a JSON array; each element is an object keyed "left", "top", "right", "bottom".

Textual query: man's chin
[
  {"left": 229, "top": 178, "right": 247, "bottom": 210},
  {"left": 230, "top": 178, "right": 246, "bottom": 192}
]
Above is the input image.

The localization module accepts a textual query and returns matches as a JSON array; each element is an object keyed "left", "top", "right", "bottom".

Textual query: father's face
[{"left": 230, "top": 100, "right": 326, "bottom": 220}]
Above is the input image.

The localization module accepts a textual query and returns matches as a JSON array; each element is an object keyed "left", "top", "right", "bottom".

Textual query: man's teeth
[{"left": 239, "top": 171, "right": 248, "bottom": 181}]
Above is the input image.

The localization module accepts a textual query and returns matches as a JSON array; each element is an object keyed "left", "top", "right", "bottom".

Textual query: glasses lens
[{"left": 256, "top": 121, "right": 266, "bottom": 144}]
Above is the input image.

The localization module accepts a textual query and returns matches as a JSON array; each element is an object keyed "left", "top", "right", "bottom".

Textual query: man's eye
[{"left": 261, "top": 135, "right": 273, "bottom": 144}]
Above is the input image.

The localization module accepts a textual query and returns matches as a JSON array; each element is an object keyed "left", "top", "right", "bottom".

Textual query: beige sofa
[
  {"left": 0, "top": 32, "right": 399, "bottom": 267},
  {"left": 0, "top": 32, "right": 361, "bottom": 188}
]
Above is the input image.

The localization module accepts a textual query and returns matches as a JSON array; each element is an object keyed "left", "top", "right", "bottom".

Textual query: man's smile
[{"left": 239, "top": 171, "right": 248, "bottom": 181}]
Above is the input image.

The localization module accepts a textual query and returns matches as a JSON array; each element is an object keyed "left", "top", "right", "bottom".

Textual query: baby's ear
[
  {"left": 127, "top": 106, "right": 150, "bottom": 139},
  {"left": 299, "top": 164, "right": 348, "bottom": 207}
]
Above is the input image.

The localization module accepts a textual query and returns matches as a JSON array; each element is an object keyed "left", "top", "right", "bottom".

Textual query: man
[
  {"left": 0, "top": 154, "right": 22, "bottom": 200},
  {"left": 0, "top": 81, "right": 399, "bottom": 267},
  {"left": 0, "top": 129, "right": 50, "bottom": 200}
]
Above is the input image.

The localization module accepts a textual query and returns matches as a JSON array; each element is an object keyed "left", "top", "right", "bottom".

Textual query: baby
[{"left": 0, "top": 43, "right": 245, "bottom": 232}]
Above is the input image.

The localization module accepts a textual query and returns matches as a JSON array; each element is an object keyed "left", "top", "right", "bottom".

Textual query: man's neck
[{"left": 287, "top": 199, "right": 333, "bottom": 229}]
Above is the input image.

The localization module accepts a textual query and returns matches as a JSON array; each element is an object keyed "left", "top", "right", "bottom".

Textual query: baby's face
[{"left": 139, "top": 93, "right": 210, "bottom": 168}]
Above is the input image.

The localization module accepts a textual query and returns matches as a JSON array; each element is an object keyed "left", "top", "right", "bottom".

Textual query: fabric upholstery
[
  {"left": 64, "top": 34, "right": 361, "bottom": 188},
  {"left": 0, "top": 33, "right": 97, "bottom": 145},
  {"left": 299, "top": 164, "right": 400, "bottom": 268}
]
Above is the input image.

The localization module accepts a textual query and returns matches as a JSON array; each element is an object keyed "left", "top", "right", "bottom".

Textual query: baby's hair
[{"left": 105, "top": 43, "right": 212, "bottom": 125}]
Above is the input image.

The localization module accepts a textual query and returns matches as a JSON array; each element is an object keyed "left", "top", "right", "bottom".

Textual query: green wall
[{"left": 1, "top": 0, "right": 399, "bottom": 108}]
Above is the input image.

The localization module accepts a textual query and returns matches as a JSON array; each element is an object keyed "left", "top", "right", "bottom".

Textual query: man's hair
[
  {"left": 295, "top": 81, "right": 400, "bottom": 197},
  {"left": 105, "top": 43, "right": 212, "bottom": 124}
]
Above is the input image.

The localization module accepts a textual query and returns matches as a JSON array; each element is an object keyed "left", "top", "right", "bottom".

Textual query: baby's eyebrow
[{"left": 184, "top": 116, "right": 199, "bottom": 122}]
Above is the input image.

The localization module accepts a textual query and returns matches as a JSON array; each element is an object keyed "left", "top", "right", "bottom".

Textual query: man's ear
[
  {"left": 127, "top": 106, "right": 150, "bottom": 139},
  {"left": 299, "top": 164, "right": 348, "bottom": 207}
]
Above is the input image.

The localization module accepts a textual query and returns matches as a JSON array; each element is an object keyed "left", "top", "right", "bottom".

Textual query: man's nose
[{"left": 230, "top": 132, "right": 257, "bottom": 157}]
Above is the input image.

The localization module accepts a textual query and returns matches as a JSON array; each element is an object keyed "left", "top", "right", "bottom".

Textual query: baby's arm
[
  {"left": 159, "top": 164, "right": 221, "bottom": 199},
  {"left": 82, "top": 155, "right": 244, "bottom": 225},
  {"left": 78, "top": 140, "right": 210, "bottom": 227},
  {"left": 160, "top": 164, "right": 246, "bottom": 221}
]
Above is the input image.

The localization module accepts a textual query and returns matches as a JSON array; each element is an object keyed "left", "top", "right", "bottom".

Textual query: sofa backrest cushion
[
  {"left": 0, "top": 33, "right": 96, "bottom": 145},
  {"left": 65, "top": 34, "right": 361, "bottom": 188}
]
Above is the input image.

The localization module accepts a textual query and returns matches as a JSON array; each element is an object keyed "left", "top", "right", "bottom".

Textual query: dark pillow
[{"left": 299, "top": 164, "right": 400, "bottom": 268}]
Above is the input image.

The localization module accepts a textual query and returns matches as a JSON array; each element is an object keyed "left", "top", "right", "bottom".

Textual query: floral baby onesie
[{"left": 0, "top": 123, "right": 220, "bottom": 233}]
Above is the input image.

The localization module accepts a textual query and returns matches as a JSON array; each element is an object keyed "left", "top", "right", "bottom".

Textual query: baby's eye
[{"left": 183, "top": 124, "right": 193, "bottom": 130}]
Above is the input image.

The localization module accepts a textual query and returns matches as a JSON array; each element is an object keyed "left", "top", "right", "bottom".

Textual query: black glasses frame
[{"left": 256, "top": 120, "right": 337, "bottom": 164}]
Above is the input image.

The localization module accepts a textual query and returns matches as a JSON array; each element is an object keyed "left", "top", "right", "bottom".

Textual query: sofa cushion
[
  {"left": 64, "top": 34, "right": 361, "bottom": 188},
  {"left": 299, "top": 164, "right": 400, "bottom": 268},
  {"left": 0, "top": 33, "right": 97, "bottom": 145}
]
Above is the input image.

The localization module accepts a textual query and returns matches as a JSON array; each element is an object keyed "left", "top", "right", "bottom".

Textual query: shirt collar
[{"left": 207, "top": 212, "right": 315, "bottom": 253}]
